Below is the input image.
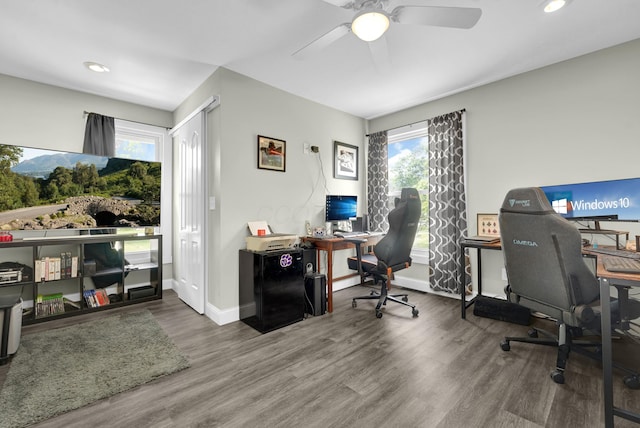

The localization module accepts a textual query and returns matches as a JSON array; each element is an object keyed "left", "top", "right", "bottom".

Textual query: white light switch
[{"left": 209, "top": 196, "right": 216, "bottom": 210}]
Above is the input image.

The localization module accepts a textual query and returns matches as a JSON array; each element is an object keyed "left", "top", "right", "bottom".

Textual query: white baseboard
[
  {"left": 167, "top": 279, "right": 238, "bottom": 326},
  {"left": 205, "top": 302, "right": 239, "bottom": 326}
]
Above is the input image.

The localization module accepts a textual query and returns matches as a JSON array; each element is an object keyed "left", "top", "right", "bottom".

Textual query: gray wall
[
  {"left": 0, "top": 73, "right": 175, "bottom": 280},
  {"left": 174, "top": 68, "right": 367, "bottom": 320},
  {"left": 4, "top": 35, "right": 639, "bottom": 314},
  {"left": 0, "top": 74, "right": 172, "bottom": 150},
  {"left": 369, "top": 37, "right": 640, "bottom": 297}
]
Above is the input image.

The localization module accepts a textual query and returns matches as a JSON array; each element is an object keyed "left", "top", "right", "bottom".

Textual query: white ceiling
[{"left": 2, "top": 0, "right": 640, "bottom": 120}]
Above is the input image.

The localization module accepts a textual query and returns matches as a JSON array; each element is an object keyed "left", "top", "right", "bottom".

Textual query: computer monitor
[
  {"left": 325, "top": 195, "right": 357, "bottom": 222},
  {"left": 540, "top": 177, "right": 640, "bottom": 223}
]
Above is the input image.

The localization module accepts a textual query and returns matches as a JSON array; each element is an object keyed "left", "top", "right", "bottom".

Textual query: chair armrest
[
  {"left": 573, "top": 304, "right": 596, "bottom": 324},
  {"left": 343, "top": 238, "right": 368, "bottom": 245}
]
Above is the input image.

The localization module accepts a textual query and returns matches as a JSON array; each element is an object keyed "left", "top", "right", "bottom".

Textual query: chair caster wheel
[
  {"left": 352, "top": 300, "right": 357, "bottom": 308},
  {"left": 412, "top": 308, "right": 419, "bottom": 317},
  {"left": 528, "top": 329, "right": 538, "bottom": 338},
  {"left": 402, "top": 296, "right": 408, "bottom": 302},
  {"left": 550, "top": 370, "right": 565, "bottom": 384},
  {"left": 375, "top": 310, "right": 383, "bottom": 318},
  {"left": 500, "top": 340, "right": 510, "bottom": 351},
  {"left": 624, "top": 374, "right": 640, "bottom": 389},
  {"left": 370, "top": 290, "right": 376, "bottom": 296}
]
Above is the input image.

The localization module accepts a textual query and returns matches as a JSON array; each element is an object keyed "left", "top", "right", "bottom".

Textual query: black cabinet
[{"left": 239, "top": 249, "right": 305, "bottom": 333}]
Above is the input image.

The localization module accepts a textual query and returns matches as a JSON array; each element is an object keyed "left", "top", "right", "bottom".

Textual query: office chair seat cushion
[
  {"left": 601, "top": 297, "right": 640, "bottom": 326},
  {"left": 347, "top": 253, "right": 378, "bottom": 273}
]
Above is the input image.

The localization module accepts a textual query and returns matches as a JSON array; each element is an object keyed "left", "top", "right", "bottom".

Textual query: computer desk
[
  {"left": 302, "top": 233, "right": 384, "bottom": 313},
  {"left": 459, "top": 239, "right": 640, "bottom": 426},
  {"left": 459, "top": 238, "right": 502, "bottom": 319},
  {"left": 595, "top": 257, "right": 640, "bottom": 427}
]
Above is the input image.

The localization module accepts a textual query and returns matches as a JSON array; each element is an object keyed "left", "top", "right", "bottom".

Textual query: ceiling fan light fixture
[
  {"left": 83, "top": 61, "right": 110, "bottom": 73},
  {"left": 351, "top": 10, "right": 390, "bottom": 42},
  {"left": 543, "top": 0, "right": 566, "bottom": 13}
]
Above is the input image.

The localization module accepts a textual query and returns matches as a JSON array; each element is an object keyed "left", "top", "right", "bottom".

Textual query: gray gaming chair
[
  {"left": 499, "top": 187, "right": 640, "bottom": 386},
  {"left": 347, "top": 188, "right": 420, "bottom": 318}
]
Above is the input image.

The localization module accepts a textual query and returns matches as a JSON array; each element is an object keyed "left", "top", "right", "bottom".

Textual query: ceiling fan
[{"left": 293, "top": 0, "right": 482, "bottom": 59}]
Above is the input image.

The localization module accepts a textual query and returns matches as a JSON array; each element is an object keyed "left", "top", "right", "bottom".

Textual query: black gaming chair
[
  {"left": 347, "top": 188, "right": 420, "bottom": 318},
  {"left": 499, "top": 187, "right": 640, "bottom": 387}
]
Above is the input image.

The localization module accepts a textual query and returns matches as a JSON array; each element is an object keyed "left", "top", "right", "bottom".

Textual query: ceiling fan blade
[
  {"left": 293, "top": 23, "right": 351, "bottom": 59},
  {"left": 320, "top": 0, "right": 354, "bottom": 8},
  {"left": 368, "top": 36, "right": 391, "bottom": 75},
  {"left": 392, "top": 6, "right": 482, "bottom": 29}
]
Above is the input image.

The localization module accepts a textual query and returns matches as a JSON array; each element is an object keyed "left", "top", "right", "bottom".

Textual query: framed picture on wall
[
  {"left": 257, "top": 135, "right": 286, "bottom": 172},
  {"left": 333, "top": 141, "right": 358, "bottom": 180}
]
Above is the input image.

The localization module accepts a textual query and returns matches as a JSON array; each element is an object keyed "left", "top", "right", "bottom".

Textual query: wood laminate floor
[{"left": 2, "top": 287, "right": 639, "bottom": 427}]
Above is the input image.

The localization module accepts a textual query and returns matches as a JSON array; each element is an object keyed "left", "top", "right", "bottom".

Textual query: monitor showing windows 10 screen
[
  {"left": 325, "top": 195, "right": 357, "bottom": 221},
  {"left": 540, "top": 177, "right": 640, "bottom": 222}
]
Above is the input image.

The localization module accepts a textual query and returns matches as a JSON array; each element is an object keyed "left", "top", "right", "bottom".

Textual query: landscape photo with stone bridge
[{"left": 0, "top": 144, "right": 161, "bottom": 230}]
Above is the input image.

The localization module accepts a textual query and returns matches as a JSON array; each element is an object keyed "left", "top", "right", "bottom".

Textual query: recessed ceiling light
[
  {"left": 83, "top": 61, "right": 110, "bottom": 73},
  {"left": 544, "top": 0, "right": 566, "bottom": 13}
]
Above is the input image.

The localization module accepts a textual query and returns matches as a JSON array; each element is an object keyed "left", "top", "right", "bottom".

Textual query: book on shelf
[
  {"left": 35, "top": 292, "right": 65, "bottom": 317},
  {"left": 83, "top": 289, "right": 110, "bottom": 308},
  {"left": 34, "top": 253, "right": 79, "bottom": 281}
]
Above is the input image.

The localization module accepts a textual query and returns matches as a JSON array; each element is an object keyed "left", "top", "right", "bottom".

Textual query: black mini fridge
[{"left": 239, "top": 249, "right": 305, "bottom": 333}]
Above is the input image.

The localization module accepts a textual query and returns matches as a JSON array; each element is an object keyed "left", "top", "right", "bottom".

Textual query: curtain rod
[
  {"left": 83, "top": 111, "right": 171, "bottom": 130},
  {"left": 365, "top": 108, "right": 466, "bottom": 137}
]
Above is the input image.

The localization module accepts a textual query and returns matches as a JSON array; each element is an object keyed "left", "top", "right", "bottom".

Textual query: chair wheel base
[
  {"left": 352, "top": 300, "right": 357, "bottom": 308},
  {"left": 551, "top": 369, "right": 565, "bottom": 384},
  {"left": 624, "top": 374, "right": 640, "bottom": 389},
  {"left": 412, "top": 308, "right": 419, "bottom": 317},
  {"left": 375, "top": 310, "right": 383, "bottom": 318},
  {"left": 500, "top": 340, "right": 510, "bottom": 351},
  {"left": 528, "top": 329, "right": 538, "bottom": 338}
]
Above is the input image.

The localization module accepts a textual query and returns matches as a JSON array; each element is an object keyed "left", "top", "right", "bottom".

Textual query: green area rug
[{"left": 0, "top": 310, "right": 190, "bottom": 428}]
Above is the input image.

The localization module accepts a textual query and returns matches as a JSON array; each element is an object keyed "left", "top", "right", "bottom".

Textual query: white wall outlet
[{"left": 303, "top": 143, "right": 311, "bottom": 155}]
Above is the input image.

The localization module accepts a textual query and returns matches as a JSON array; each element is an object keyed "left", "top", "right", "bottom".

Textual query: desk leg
[
  {"left": 600, "top": 277, "right": 614, "bottom": 428},
  {"left": 461, "top": 246, "right": 482, "bottom": 319},
  {"left": 326, "top": 247, "right": 333, "bottom": 313},
  {"left": 460, "top": 245, "right": 467, "bottom": 319}
]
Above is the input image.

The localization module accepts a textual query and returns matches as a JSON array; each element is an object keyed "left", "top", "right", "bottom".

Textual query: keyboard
[
  {"left": 587, "top": 247, "right": 640, "bottom": 260},
  {"left": 602, "top": 256, "right": 640, "bottom": 273},
  {"left": 333, "top": 231, "right": 369, "bottom": 238}
]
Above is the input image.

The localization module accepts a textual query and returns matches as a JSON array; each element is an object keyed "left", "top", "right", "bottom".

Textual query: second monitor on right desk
[{"left": 541, "top": 177, "right": 640, "bottom": 227}]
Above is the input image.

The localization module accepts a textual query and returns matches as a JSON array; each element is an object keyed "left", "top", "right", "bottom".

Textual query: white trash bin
[{"left": 0, "top": 296, "right": 22, "bottom": 365}]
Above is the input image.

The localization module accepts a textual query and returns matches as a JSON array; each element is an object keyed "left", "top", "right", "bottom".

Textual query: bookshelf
[{"left": 0, "top": 234, "right": 162, "bottom": 325}]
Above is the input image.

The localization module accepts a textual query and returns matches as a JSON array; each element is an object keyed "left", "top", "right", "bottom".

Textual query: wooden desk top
[{"left": 302, "top": 233, "right": 384, "bottom": 250}]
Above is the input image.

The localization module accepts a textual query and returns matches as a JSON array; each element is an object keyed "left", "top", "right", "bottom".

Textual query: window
[
  {"left": 388, "top": 122, "right": 429, "bottom": 259},
  {"left": 114, "top": 119, "right": 171, "bottom": 264}
]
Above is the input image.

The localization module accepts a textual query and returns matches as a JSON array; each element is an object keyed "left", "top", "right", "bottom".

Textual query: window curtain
[
  {"left": 83, "top": 113, "right": 115, "bottom": 157},
  {"left": 367, "top": 131, "right": 389, "bottom": 232},
  {"left": 428, "top": 110, "right": 469, "bottom": 293}
]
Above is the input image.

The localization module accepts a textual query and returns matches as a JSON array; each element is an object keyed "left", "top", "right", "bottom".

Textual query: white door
[{"left": 174, "top": 112, "right": 206, "bottom": 313}]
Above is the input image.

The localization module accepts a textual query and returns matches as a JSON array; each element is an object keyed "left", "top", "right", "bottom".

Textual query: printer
[{"left": 245, "top": 221, "right": 297, "bottom": 252}]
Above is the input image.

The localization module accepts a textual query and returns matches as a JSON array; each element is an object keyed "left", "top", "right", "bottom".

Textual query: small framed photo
[
  {"left": 477, "top": 213, "right": 500, "bottom": 237},
  {"left": 257, "top": 135, "right": 286, "bottom": 172},
  {"left": 333, "top": 141, "right": 358, "bottom": 180}
]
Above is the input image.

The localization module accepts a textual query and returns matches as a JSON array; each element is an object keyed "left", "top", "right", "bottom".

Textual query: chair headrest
[
  {"left": 500, "top": 187, "right": 555, "bottom": 214},
  {"left": 400, "top": 188, "right": 419, "bottom": 200}
]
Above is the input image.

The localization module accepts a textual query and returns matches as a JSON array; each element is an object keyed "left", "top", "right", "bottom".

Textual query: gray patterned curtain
[
  {"left": 83, "top": 113, "right": 115, "bottom": 156},
  {"left": 367, "top": 131, "right": 389, "bottom": 232},
  {"left": 428, "top": 110, "right": 468, "bottom": 293}
]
